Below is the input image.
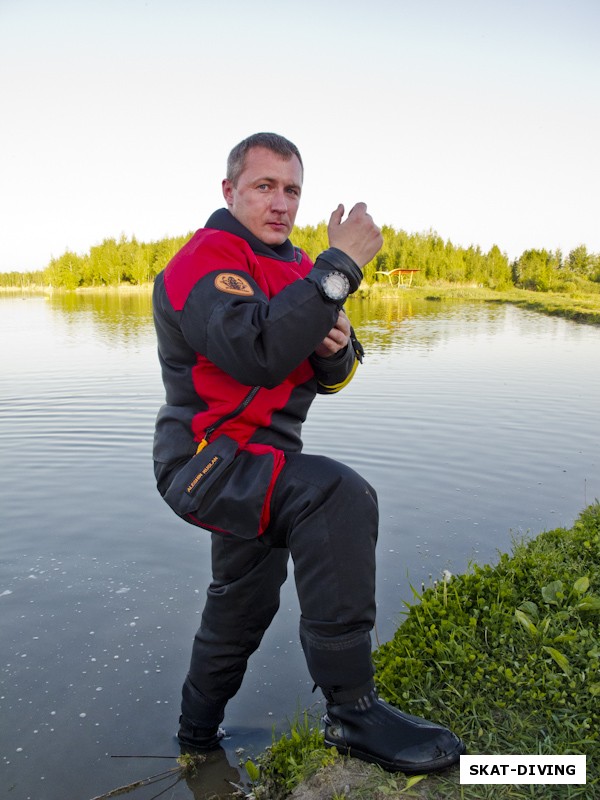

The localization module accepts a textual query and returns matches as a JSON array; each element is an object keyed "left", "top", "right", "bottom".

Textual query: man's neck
[{"left": 205, "top": 208, "right": 296, "bottom": 262}]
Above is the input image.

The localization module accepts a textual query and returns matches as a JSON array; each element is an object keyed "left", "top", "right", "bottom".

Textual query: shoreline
[
  {"left": 2, "top": 282, "right": 599, "bottom": 326},
  {"left": 0, "top": 282, "right": 154, "bottom": 294}
]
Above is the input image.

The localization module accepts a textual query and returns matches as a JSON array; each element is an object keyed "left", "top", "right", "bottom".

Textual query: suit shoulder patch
[{"left": 214, "top": 272, "right": 254, "bottom": 296}]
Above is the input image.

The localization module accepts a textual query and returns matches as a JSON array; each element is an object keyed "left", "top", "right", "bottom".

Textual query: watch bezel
[{"left": 321, "top": 270, "right": 350, "bottom": 302}]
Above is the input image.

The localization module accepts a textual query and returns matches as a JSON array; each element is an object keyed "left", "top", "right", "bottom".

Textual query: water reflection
[
  {"left": 47, "top": 288, "right": 154, "bottom": 345},
  {"left": 182, "top": 748, "right": 242, "bottom": 799},
  {"left": 41, "top": 287, "right": 507, "bottom": 354}
]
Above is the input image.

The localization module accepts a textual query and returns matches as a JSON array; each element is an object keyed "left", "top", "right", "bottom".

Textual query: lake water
[{"left": 1, "top": 291, "right": 599, "bottom": 799}]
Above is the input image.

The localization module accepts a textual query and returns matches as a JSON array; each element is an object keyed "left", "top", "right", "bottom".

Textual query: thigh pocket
[
  {"left": 186, "top": 444, "right": 286, "bottom": 539},
  {"left": 162, "top": 434, "right": 239, "bottom": 518}
]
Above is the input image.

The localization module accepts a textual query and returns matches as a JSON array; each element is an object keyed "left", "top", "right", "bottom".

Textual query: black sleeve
[
  {"left": 306, "top": 247, "right": 364, "bottom": 294},
  {"left": 179, "top": 269, "right": 340, "bottom": 389},
  {"left": 310, "top": 326, "right": 364, "bottom": 394}
]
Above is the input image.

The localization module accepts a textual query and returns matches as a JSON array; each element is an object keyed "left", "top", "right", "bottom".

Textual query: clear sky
[{"left": 1, "top": 0, "right": 599, "bottom": 272}]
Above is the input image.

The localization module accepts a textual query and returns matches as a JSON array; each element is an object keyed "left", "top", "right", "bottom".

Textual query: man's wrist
[{"left": 308, "top": 247, "right": 363, "bottom": 298}]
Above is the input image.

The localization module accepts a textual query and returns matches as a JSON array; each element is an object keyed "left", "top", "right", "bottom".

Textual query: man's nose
[{"left": 270, "top": 188, "right": 288, "bottom": 213}]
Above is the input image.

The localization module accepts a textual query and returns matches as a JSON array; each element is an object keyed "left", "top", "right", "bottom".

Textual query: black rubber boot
[
  {"left": 323, "top": 688, "right": 465, "bottom": 774},
  {"left": 177, "top": 715, "right": 227, "bottom": 751},
  {"left": 178, "top": 677, "right": 228, "bottom": 750}
]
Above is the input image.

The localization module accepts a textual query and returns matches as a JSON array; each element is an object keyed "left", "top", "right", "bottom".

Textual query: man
[{"left": 152, "top": 132, "right": 464, "bottom": 773}]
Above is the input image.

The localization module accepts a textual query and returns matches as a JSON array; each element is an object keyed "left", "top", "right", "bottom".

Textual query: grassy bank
[
  {"left": 251, "top": 504, "right": 600, "bottom": 800},
  {"left": 363, "top": 283, "right": 600, "bottom": 326}
]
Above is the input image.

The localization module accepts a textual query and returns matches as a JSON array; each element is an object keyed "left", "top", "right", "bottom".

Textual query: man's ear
[{"left": 222, "top": 178, "right": 234, "bottom": 207}]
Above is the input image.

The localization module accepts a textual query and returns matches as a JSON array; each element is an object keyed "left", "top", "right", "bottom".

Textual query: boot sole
[{"left": 324, "top": 736, "right": 466, "bottom": 774}]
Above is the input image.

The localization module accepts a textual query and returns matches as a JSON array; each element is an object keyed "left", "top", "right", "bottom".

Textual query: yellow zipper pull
[{"left": 195, "top": 438, "right": 208, "bottom": 454}]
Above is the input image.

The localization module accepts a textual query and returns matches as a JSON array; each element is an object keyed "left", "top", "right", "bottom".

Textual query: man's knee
[{"left": 270, "top": 453, "right": 378, "bottom": 532}]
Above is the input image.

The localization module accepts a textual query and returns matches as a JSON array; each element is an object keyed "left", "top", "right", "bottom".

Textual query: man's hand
[
  {"left": 327, "top": 203, "right": 383, "bottom": 268},
  {"left": 314, "top": 310, "right": 351, "bottom": 358}
]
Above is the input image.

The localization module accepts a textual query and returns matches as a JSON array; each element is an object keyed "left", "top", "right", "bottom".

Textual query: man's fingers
[
  {"left": 347, "top": 202, "right": 367, "bottom": 218},
  {"left": 328, "top": 204, "right": 345, "bottom": 229},
  {"left": 334, "top": 311, "right": 351, "bottom": 336},
  {"left": 326, "top": 201, "right": 382, "bottom": 267},
  {"left": 328, "top": 316, "right": 351, "bottom": 345}
]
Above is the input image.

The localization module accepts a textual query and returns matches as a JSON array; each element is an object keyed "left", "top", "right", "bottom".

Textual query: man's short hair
[{"left": 226, "top": 132, "right": 303, "bottom": 186}]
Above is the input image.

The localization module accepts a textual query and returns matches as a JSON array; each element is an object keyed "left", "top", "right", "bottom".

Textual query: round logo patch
[{"left": 214, "top": 273, "right": 254, "bottom": 296}]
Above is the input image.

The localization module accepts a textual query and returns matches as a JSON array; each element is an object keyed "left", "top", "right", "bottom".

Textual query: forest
[{"left": 1, "top": 222, "right": 599, "bottom": 294}]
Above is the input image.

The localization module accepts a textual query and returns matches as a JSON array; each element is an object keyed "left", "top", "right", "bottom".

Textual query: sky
[{"left": 1, "top": 0, "right": 599, "bottom": 273}]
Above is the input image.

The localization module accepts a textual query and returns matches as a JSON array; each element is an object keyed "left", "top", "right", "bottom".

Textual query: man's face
[{"left": 222, "top": 146, "right": 303, "bottom": 246}]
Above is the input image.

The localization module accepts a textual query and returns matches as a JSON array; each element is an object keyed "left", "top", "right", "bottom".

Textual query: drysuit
[{"left": 152, "top": 208, "right": 378, "bottom": 729}]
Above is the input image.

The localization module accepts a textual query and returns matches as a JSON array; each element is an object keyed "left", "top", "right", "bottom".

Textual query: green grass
[
  {"left": 248, "top": 711, "right": 339, "bottom": 800},
  {"left": 361, "top": 283, "right": 600, "bottom": 326},
  {"left": 502, "top": 291, "right": 600, "bottom": 325},
  {"left": 251, "top": 504, "right": 600, "bottom": 799}
]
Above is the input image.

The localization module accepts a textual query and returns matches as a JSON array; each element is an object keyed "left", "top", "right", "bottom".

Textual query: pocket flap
[{"left": 162, "top": 434, "right": 238, "bottom": 516}]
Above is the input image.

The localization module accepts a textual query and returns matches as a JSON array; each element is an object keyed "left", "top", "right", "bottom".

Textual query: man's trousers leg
[
  {"left": 181, "top": 534, "right": 289, "bottom": 730},
  {"left": 265, "top": 452, "right": 379, "bottom": 699}
]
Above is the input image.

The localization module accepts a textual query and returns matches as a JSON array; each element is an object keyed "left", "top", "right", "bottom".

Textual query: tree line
[
  {"left": 1, "top": 225, "right": 599, "bottom": 293},
  {"left": 0, "top": 233, "right": 192, "bottom": 291}
]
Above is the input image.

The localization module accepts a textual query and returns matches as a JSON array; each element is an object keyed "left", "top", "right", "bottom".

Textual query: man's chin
[{"left": 260, "top": 225, "right": 290, "bottom": 247}]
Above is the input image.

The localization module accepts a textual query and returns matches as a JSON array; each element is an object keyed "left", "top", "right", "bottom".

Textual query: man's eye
[
  {"left": 287, "top": 188, "right": 300, "bottom": 197},
  {"left": 257, "top": 184, "right": 269, "bottom": 191}
]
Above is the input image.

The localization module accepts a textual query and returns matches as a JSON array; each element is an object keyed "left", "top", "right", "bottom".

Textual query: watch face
[{"left": 323, "top": 271, "right": 349, "bottom": 300}]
